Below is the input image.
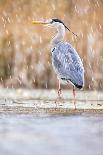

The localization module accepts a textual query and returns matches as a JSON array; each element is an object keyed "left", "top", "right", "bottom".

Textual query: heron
[{"left": 32, "top": 19, "right": 84, "bottom": 109}]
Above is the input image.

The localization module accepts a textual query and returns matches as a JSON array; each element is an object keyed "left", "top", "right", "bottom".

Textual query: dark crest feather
[
  {"left": 52, "top": 19, "right": 65, "bottom": 25},
  {"left": 51, "top": 18, "right": 78, "bottom": 37}
]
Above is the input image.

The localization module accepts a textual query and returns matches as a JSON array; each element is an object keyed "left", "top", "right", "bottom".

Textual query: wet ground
[{"left": 0, "top": 89, "right": 103, "bottom": 155}]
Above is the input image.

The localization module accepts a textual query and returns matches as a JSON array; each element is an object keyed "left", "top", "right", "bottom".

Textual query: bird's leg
[
  {"left": 55, "top": 79, "right": 63, "bottom": 106},
  {"left": 73, "top": 86, "right": 76, "bottom": 110},
  {"left": 58, "top": 80, "right": 62, "bottom": 98}
]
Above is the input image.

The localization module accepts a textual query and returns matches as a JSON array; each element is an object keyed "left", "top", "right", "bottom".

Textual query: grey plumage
[
  {"left": 32, "top": 18, "right": 84, "bottom": 90},
  {"left": 32, "top": 18, "right": 84, "bottom": 109},
  {"left": 49, "top": 18, "right": 84, "bottom": 89},
  {"left": 52, "top": 41, "right": 84, "bottom": 89}
]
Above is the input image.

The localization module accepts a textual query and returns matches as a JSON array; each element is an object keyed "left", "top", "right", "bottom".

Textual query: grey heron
[{"left": 32, "top": 19, "right": 84, "bottom": 109}]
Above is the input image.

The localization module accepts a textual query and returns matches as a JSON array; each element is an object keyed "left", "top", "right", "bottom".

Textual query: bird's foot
[
  {"left": 58, "top": 88, "right": 62, "bottom": 98},
  {"left": 74, "top": 102, "right": 77, "bottom": 110},
  {"left": 73, "top": 86, "right": 77, "bottom": 110},
  {"left": 55, "top": 97, "right": 64, "bottom": 108},
  {"left": 54, "top": 89, "right": 63, "bottom": 106}
]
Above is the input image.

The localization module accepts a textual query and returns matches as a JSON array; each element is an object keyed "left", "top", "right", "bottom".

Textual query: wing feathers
[{"left": 52, "top": 42, "right": 84, "bottom": 87}]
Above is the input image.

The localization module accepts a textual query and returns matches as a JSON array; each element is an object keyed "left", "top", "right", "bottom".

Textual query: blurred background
[{"left": 0, "top": 0, "right": 103, "bottom": 90}]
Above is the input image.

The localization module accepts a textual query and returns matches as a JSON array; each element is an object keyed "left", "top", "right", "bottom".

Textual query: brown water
[{"left": 0, "top": 114, "right": 103, "bottom": 155}]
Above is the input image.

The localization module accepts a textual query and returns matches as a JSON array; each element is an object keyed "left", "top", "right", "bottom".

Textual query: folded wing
[{"left": 52, "top": 42, "right": 84, "bottom": 88}]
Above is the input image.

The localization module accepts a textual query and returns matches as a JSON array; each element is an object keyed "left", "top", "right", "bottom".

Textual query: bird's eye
[{"left": 50, "top": 20, "right": 54, "bottom": 24}]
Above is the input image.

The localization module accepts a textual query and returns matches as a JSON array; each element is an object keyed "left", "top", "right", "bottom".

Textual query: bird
[{"left": 32, "top": 18, "right": 84, "bottom": 109}]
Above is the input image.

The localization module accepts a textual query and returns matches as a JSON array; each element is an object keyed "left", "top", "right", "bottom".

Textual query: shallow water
[
  {"left": 0, "top": 89, "right": 103, "bottom": 155},
  {"left": 0, "top": 114, "right": 103, "bottom": 155}
]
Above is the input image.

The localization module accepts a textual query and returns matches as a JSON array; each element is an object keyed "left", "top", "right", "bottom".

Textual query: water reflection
[{"left": 0, "top": 114, "right": 103, "bottom": 155}]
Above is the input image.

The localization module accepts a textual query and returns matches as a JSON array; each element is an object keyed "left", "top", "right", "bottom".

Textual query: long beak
[{"left": 32, "top": 21, "right": 49, "bottom": 24}]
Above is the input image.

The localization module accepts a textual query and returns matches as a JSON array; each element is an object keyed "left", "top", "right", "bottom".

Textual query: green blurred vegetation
[{"left": 0, "top": 0, "right": 103, "bottom": 90}]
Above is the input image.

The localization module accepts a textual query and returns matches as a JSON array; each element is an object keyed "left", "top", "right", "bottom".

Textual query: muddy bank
[{"left": 0, "top": 89, "right": 103, "bottom": 115}]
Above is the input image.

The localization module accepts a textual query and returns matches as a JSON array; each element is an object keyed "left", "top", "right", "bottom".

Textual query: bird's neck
[{"left": 51, "top": 25, "right": 65, "bottom": 47}]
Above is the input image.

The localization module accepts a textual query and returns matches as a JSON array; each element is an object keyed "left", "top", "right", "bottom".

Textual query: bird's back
[{"left": 51, "top": 42, "right": 84, "bottom": 88}]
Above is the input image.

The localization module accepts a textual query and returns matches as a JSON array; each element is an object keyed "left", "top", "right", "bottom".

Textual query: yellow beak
[{"left": 32, "top": 21, "right": 49, "bottom": 24}]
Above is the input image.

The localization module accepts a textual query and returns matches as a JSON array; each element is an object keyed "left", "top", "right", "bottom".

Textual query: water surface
[{"left": 0, "top": 114, "right": 103, "bottom": 155}]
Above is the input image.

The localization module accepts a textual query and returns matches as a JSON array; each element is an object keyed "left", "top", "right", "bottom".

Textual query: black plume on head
[
  {"left": 51, "top": 19, "right": 65, "bottom": 25},
  {"left": 51, "top": 18, "right": 78, "bottom": 37},
  {"left": 51, "top": 18, "right": 69, "bottom": 30}
]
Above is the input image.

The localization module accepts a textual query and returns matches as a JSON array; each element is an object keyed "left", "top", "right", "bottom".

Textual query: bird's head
[{"left": 32, "top": 18, "right": 77, "bottom": 37}]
